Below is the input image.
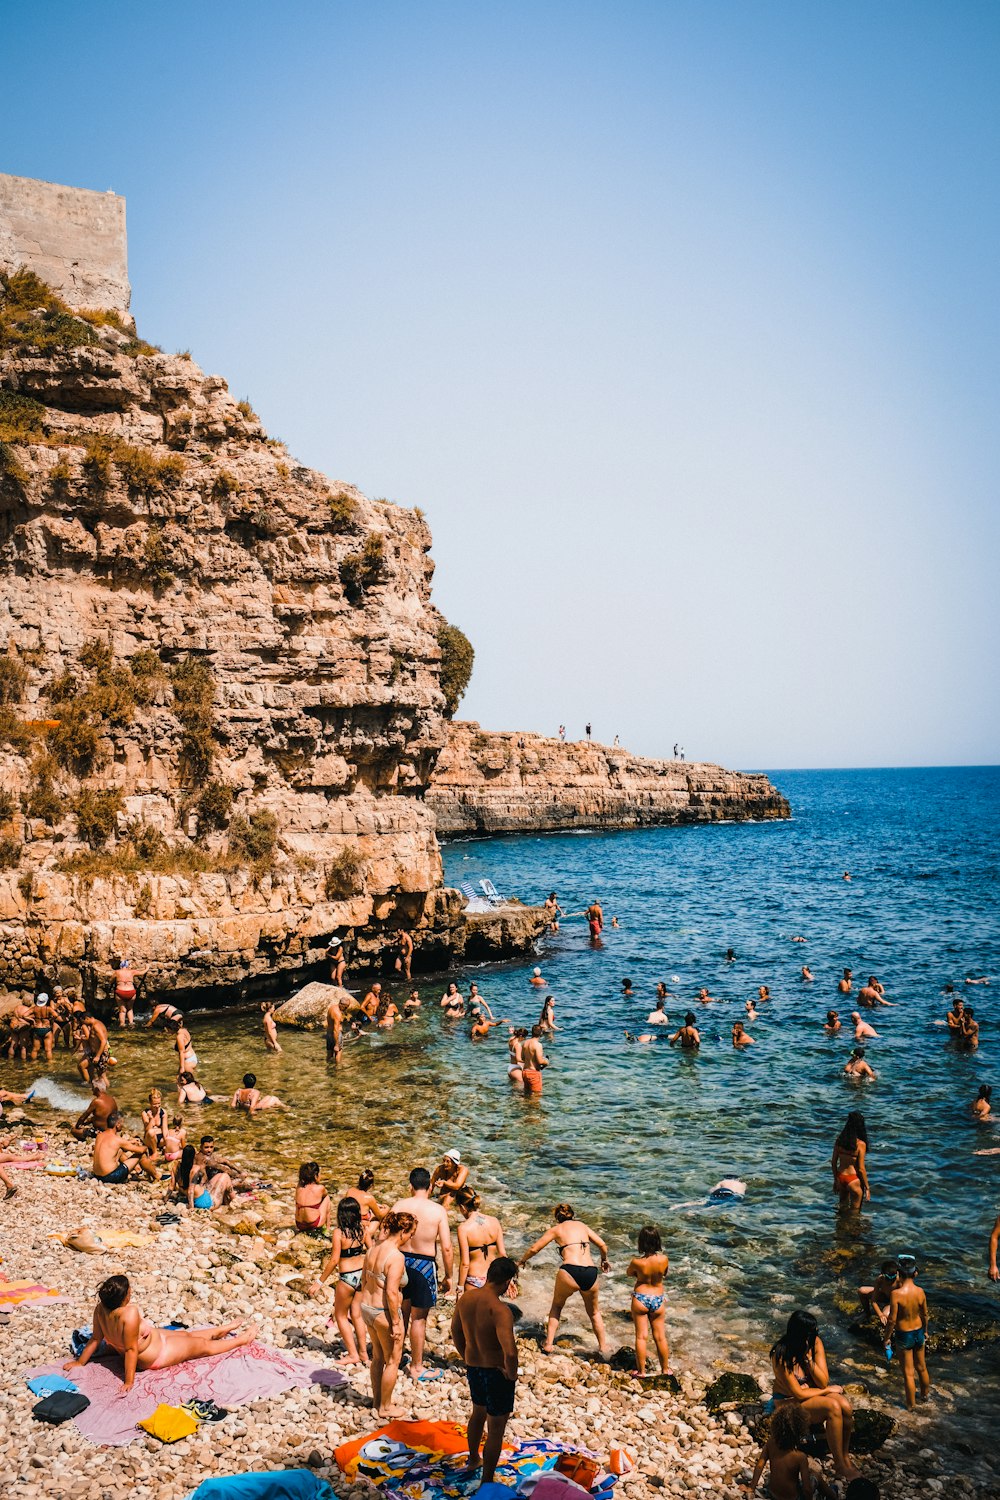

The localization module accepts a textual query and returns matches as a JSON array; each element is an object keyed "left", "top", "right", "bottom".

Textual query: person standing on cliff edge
[{"left": 585, "top": 722, "right": 592, "bottom": 741}]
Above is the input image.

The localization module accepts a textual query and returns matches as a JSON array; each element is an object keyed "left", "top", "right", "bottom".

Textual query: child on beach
[
  {"left": 745, "top": 1402, "right": 835, "bottom": 1499},
  {"left": 858, "top": 1259, "right": 898, "bottom": 1331},
  {"left": 262, "top": 1002, "right": 282, "bottom": 1053},
  {"left": 883, "top": 1254, "right": 930, "bottom": 1409},
  {"left": 627, "top": 1224, "right": 670, "bottom": 1376}
]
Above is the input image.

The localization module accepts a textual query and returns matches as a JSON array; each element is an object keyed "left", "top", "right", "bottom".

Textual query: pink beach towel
[{"left": 25, "top": 1340, "right": 346, "bottom": 1446}]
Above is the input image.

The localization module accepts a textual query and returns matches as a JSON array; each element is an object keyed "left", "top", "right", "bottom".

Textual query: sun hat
[{"left": 444, "top": 1149, "right": 461, "bottom": 1164}]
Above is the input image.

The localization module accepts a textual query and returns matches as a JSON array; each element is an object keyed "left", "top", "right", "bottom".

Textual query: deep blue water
[{"left": 440, "top": 768, "right": 999, "bottom": 1401}]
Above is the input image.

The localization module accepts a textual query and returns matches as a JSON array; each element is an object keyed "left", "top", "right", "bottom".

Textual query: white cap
[
  {"left": 37, "top": 992, "right": 49, "bottom": 1002},
  {"left": 444, "top": 1149, "right": 461, "bottom": 1164},
  {"left": 533, "top": 967, "right": 541, "bottom": 975}
]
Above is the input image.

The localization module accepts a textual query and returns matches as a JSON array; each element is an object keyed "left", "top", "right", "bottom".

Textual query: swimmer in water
[
  {"left": 732, "top": 1021, "right": 755, "bottom": 1047},
  {"left": 801, "top": 966, "right": 814, "bottom": 982},
  {"left": 611, "top": 916, "right": 619, "bottom": 928},
  {"left": 852, "top": 1012, "right": 878, "bottom": 1042},
  {"left": 669, "top": 1013, "right": 701, "bottom": 1050},
  {"left": 537, "top": 996, "right": 558, "bottom": 1034},
  {"left": 620, "top": 978, "right": 634, "bottom": 998},
  {"left": 529, "top": 967, "right": 547, "bottom": 988},
  {"left": 831, "top": 1112, "right": 869, "bottom": 1208},
  {"left": 964, "top": 975, "right": 990, "bottom": 986},
  {"left": 758, "top": 986, "right": 771, "bottom": 1003},
  {"left": 972, "top": 1085, "right": 993, "bottom": 1120},
  {"left": 624, "top": 1031, "right": 658, "bottom": 1045},
  {"left": 507, "top": 1028, "right": 528, "bottom": 1085},
  {"left": 745, "top": 999, "right": 758, "bottom": 1021},
  {"left": 656, "top": 982, "right": 672, "bottom": 1001},
  {"left": 695, "top": 988, "right": 715, "bottom": 1005},
  {"left": 838, "top": 969, "right": 854, "bottom": 995},
  {"left": 231, "top": 1072, "right": 286, "bottom": 1112},
  {"left": 647, "top": 999, "right": 669, "bottom": 1026},
  {"left": 824, "top": 1010, "right": 842, "bottom": 1035},
  {"left": 725, "top": 948, "right": 736, "bottom": 962},
  {"left": 946, "top": 997, "right": 965, "bottom": 1035},
  {"left": 960, "top": 1008, "right": 980, "bottom": 1050},
  {"left": 858, "top": 980, "right": 894, "bottom": 1008},
  {"left": 844, "top": 1048, "right": 877, "bottom": 1081}
]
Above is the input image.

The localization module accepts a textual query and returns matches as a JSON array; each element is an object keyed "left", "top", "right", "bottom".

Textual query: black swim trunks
[
  {"left": 96, "top": 1164, "right": 129, "bottom": 1185},
  {"left": 467, "top": 1365, "right": 516, "bottom": 1416}
]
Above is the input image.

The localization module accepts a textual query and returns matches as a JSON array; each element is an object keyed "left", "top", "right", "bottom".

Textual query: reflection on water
[{"left": 4, "top": 768, "right": 999, "bottom": 1459}]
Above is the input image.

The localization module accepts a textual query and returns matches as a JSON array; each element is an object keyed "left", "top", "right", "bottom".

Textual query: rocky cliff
[
  {"left": 0, "top": 268, "right": 546, "bottom": 1004},
  {"left": 427, "top": 722, "right": 790, "bottom": 835}
]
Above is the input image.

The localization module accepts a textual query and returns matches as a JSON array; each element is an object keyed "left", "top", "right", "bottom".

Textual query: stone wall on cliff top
[
  {"left": 0, "top": 270, "right": 524, "bottom": 1004},
  {"left": 426, "top": 722, "right": 791, "bottom": 835}
]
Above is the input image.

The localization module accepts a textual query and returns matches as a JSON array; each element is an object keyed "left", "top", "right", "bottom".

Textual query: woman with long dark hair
[
  {"left": 343, "top": 1167, "right": 387, "bottom": 1226},
  {"left": 831, "top": 1111, "right": 869, "bottom": 1208},
  {"left": 316, "top": 1194, "right": 371, "bottom": 1365},
  {"left": 770, "top": 1310, "right": 860, "bottom": 1481}
]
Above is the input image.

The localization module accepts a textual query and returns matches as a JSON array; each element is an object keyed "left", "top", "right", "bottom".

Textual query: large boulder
[
  {"left": 705, "top": 1371, "right": 763, "bottom": 1411},
  {"left": 273, "top": 982, "right": 355, "bottom": 1030}
]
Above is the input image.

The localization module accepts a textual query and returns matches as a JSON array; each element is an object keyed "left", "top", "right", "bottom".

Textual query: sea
[{"left": 7, "top": 767, "right": 999, "bottom": 1463}]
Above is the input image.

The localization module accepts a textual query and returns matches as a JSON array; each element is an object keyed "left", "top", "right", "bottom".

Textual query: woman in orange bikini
[
  {"left": 831, "top": 1111, "right": 869, "bottom": 1209},
  {"left": 65, "top": 1274, "right": 255, "bottom": 1388}
]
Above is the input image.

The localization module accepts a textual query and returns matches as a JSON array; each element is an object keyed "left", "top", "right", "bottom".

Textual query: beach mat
[
  {"left": 189, "top": 1473, "right": 335, "bottom": 1500},
  {"left": 26, "top": 1340, "right": 346, "bottom": 1446},
  {"left": 335, "top": 1421, "right": 616, "bottom": 1500},
  {"left": 0, "top": 1279, "right": 61, "bottom": 1305}
]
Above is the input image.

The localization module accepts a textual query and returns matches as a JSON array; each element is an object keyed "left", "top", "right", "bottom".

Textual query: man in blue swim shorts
[
  {"left": 452, "top": 1257, "right": 519, "bottom": 1483},
  {"left": 392, "top": 1166, "right": 454, "bottom": 1380}
]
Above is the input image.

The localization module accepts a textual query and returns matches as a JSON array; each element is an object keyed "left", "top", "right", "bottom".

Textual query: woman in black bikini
[
  {"left": 518, "top": 1202, "right": 611, "bottom": 1359},
  {"left": 316, "top": 1194, "right": 371, "bottom": 1365}
]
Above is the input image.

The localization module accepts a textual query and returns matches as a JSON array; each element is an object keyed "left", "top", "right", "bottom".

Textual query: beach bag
[
  {"left": 138, "top": 1402, "right": 199, "bottom": 1442},
  {"left": 554, "top": 1454, "right": 602, "bottom": 1491},
  {"left": 32, "top": 1390, "right": 91, "bottom": 1424}
]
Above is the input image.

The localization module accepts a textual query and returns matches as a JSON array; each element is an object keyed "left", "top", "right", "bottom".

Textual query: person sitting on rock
[
  {"left": 72, "top": 1078, "right": 119, "bottom": 1140},
  {"left": 92, "top": 1111, "right": 158, "bottom": 1184}
]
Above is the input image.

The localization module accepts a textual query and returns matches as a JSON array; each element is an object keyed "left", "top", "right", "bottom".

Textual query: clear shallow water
[{"left": 5, "top": 768, "right": 999, "bottom": 1453}]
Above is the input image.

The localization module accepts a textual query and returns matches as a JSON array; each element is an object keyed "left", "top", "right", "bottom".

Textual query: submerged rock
[
  {"left": 849, "top": 1291, "right": 1000, "bottom": 1355},
  {"left": 852, "top": 1408, "right": 895, "bottom": 1454}
]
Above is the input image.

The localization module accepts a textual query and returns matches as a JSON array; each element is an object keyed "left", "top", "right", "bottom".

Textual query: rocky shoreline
[
  {"left": 2, "top": 1116, "right": 994, "bottom": 1500},
  {"left": 426, "top": 725, "right": 790, "bottom": 837}
]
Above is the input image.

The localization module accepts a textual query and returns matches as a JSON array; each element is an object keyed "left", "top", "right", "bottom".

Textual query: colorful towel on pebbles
[
  {"left": 335, "top": 1421, "right": 617, "bottom": 1500},
  {"left": 25, "top": 1341, "right": 346, "bottom": 1446},
  {"left": 189, "top": 1473, "right": 335, "bottom": 1499},
  {"left": 0, "top": 1279, "right": 61, "bottom": 1305}
]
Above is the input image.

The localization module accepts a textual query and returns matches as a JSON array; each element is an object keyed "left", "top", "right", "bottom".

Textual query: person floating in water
[
  {"left": 231, "top": 1072, "right": 286, "bottom": 1112},
  {"left": 802, "top": 966, "right": 815, "bottom": 982},
  {"left": 824, "top": 1010, "right": 841, "bottom": 1035}
]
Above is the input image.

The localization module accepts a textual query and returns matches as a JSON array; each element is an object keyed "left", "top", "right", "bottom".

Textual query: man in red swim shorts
[
  {"left": 521, "top": 1027, "right": 548, "bottom": 1095},
  {"left": 586, "top": 900, "right": 604, "bottom": 940}
]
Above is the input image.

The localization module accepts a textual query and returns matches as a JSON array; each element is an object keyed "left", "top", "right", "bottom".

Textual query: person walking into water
[
  {"left": 521, "top": 1026, "right": 549, "bottom": 1096},
  {"left": 832, "top": 1112, "right": 869, "bottom": 1208},
  {"left": 519, "top": 1203, "right": 612, "bottom": 1359},
  {"left": 884, "top": 1254, "right": 931, "bottom": 1410}
]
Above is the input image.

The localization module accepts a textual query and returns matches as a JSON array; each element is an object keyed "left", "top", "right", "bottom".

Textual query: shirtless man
[
  {"left": 72, "top": 1078, "right": 119, "bottom": 1140},
  {"left": 92, "top": 1111, "right": 157, "bottom": 1183},
  {"left": 824, "top": 1010, "right": 841, "bottom": 1035},
  {"left": 521, "top": 1026, "right": 549, "bottom": 1095},
  {"left": 326, "top": 994, "right": 343, "bottom": 1062},
  {"left": 586, "top": 900, "right": 604, "bottom": 941},
  {"left": 4, "top": 997, "right": 32, "bottom": 1060},
  {"left": 529, "top": 967, "right": 546, "bottom": 988},
  {"left": 451, "top": 1258, "right": 519, "bottom": 1483},
  {"left": 669, "top": 1012, "right": 701, "bottom": 1050},
  {"left": 858, "top": 980, "right": 894, "bottom": 1008},
  {"left": 960, "top": 1007, "right": 979, "bottom": 1050},
  {"left": 394, "top": 930, "right": 414, "bottom": 982},
  {"left": 77, "top": 1015, "right": 112, "bottom": 1083},
  {"left": 801, "top": 966, "right": 815, "bottom": 982},
  {"left": 946, "top": 996, "right": 966, "bottom": 1036},
  {"left": 852, "top": 1012, "right": 878, "bottom": 1041},
  {"left": 838, "top": 969, "right": 854, "bottom": 995},
  {"left": 359, "top": 983, "right": 381, "bottom": 1021},
  {"left": 29, "top": 992, "right": 56, "bottom": 1064},
  {"left": 543, "top": 892, "right": 562, "bottom": 932},
  {"left": 391, "top": 1167, "right": 454, "bottom": 1380}
]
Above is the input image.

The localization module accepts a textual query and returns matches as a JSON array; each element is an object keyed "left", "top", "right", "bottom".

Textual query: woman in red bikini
[
  {"left": 831, "top": 1111, "right": 869, "bottom": 1209},
  {"left": 295, "top": 1160, "right": 331, "bottom": 1233}
]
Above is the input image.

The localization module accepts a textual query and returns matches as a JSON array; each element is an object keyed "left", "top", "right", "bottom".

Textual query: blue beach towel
[{"left": 188, "top": 1473, "right": 335, "bottom": 1500}]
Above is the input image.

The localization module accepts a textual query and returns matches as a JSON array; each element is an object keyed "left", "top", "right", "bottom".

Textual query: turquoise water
[{"left": 6, "top": 768, "right": 999, "bottom": 1452}]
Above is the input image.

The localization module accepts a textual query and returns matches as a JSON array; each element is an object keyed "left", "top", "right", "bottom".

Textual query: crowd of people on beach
[{"left": 0, "top": 903, "right": 995, "bottom": 1496}]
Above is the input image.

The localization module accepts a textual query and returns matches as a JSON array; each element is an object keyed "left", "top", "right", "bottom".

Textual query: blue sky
[{"left": 5, "top": 2, "right": 998, "bottom": 767}]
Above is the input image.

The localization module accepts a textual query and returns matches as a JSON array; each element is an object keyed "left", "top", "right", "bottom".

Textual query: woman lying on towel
[{"left": 64, "top": 1274, "right": 257, "bottom": 1391}]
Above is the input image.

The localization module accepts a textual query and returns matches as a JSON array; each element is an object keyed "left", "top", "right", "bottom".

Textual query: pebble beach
[{"left": 3, "top": 1125, "right": 997, "bottom": 1500}]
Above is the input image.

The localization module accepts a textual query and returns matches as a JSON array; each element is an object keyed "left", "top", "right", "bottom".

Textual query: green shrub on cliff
[
  {"left": 0, "top": 269, "right": 99, "bottom": 355},
  {"left": 0, "top": 788, "right": 16, "bottom": 823},
  {"left": 82, "top": 435, "right": 185, "bottom": 495},
  {"left": 0, "top": 391, "right": 46, "bottom": 444},
  {"left": 196, "top": 779, "right": 234, "bottom": 832},
  {"left": 0, "top": 651, "right": 28, "bottom": 704},
  {"left": 73, "top": 787, "right": 124, "bottom": 848},
  {"left": 0, "top": 706, "right": 32, "bottom": 755},
  {"left": 437, "top": 620, "right": 474, "bottom": 718},
  {"left": 340, "top": 532, "right": 385, "bottom": 604},
  {"left": 324, "top": 845, "right": 365, "bottom": 899},
  {"left": 25, "top": 754, "right": 62, "bottom": 824},
  {"left": 47, "top": 702, "right": 104, "bottom": 775},
  {"left": 0, "top": 833, "right": 21, "bottom": 870},
  {"left": 327, "top": 490, "right": 358, "bottom": 529}
]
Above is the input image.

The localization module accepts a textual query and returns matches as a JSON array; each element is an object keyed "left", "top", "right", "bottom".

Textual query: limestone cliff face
[
  {"left": 427, "top": 722, "right": 790, "bottom": 835},
  {"left": 0, "top": 276, "right": 469, "bottom": 1002}
]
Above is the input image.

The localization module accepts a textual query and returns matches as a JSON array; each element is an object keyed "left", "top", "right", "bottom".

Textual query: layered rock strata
[
  {"left": 427, "top": 722, "right": 790, "bottom": 835},
  {"left": 0, "top": 273, "right": 544, "bottom": 1004}
]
